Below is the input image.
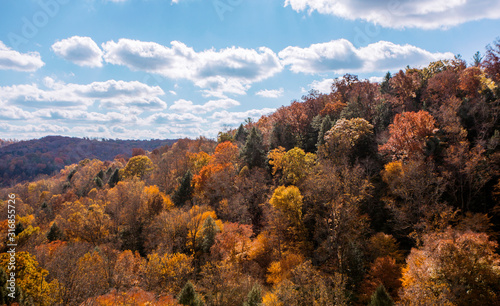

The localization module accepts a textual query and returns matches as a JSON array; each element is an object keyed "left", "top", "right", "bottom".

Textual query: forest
[{"left": 0, "top": 39, "right": 500, "bottom": 306}]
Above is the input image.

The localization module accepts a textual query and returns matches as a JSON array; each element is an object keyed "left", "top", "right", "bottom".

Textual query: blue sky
[{"left": 0, "top": 0, "right": 499, "bottom": 140}]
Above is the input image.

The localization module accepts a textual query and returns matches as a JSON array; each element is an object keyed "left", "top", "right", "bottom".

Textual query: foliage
[
  {"left": 121, "top": 155, "right": 154, "bottom": 179},
  {"left": 400, "top": 229, "right": 500, "bottom": 306}
]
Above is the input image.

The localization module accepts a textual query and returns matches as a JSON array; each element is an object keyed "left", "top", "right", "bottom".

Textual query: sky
[{"left": 0, "top": 0, "right": 499, "bottom": 140}]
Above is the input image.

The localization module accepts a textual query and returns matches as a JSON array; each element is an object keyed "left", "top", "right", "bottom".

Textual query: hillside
[
  {"left": 0, "top": 41, "right": 500, "bottom": 305},
  {"left": 0, "top": 136, "right": 177, "bottom": 187}
]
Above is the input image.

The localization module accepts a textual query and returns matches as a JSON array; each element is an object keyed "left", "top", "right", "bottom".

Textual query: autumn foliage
[{"left": 1, "top": 41, "right": 500, "bottom": 305}]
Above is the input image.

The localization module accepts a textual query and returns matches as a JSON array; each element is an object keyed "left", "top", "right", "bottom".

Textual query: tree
[
  {"left": 316, "top": 116, "right": 333, "bottom": 149},
  {"left": 144, "top": 252, "right": 194, "bottom": 295},
  {"left": 241, "top": 127, "right": 266, "bottom": 169},
  {"left": 379, "top": 111, "right": 437, "bottom": 160},
  {"left": 472, "top": 51, "right": 483, "bottom": 67},
  {"left": 369, "top": 285, "right": 394, "bottom": 306},
  {"left": 173, "top": 170, "right": 194, "bottom": 206},
  {"left": 322, "top": 117, "right": 374, "bottom": 163},
  {"left": 178, "top": 281, "right": 203, "bottom": 306},
  {"left": 483, "top": 39, "right": 500, "bottom": 82},
  {"left": 268, "top": 147, "right": 316, "bottom": 185},
  {"left": 400, "top": 229, "right": 500, "bottom": 306},
  {"left": 46, "top": 222, "right": 64, "bottom": 242},
  {"left": 244, "top": 284, "right": 262, "bottom": 306},
  {"left": 108, "top": 168, "right": 120, "bottom": 188},
  {"left": 200, "top": 216, "right": 220, "bottom": 253},
  {"left": 0, "top": 251, "right": 60, "bottom": 306},
  {"left": 234, "top": 123, "right": 248, "bottom": 143},
  {"left": 269, "top": 186, "right": 307, "bottom": 253},
  {"left": 121, "top": 155, "right": 153, "bottom": 179}
]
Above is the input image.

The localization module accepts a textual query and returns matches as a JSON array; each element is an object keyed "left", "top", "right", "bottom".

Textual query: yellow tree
[
  {"left": 144, "top": 252, "right": 194, "bottom": 294},
  {"left": 269, "top": 186, "right": 307, "bottom": 254},
  {"left": 121, "top": 155, "right": 154, "bottom": 180},
  {"left": 0, "top": 251, "right": 60, "bottom": 306},
  {"left": 268, "top": 147, "right": 316, "bottom": 185}
]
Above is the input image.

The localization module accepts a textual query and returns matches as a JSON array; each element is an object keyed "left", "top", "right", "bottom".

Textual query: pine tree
[
  {"left": 241, "top": 127, "right": 266, "bottom": 169},
  {"left": 370, "top": 285, "right": 394, "bottom": 306},
  {"left": 380, "top": 71, "right": 392, "bottom": 94},
  {"left": 108, "top": 168, "right": 120, "bottom": 188},
  {"left": 244, "top": 284, "right": 262, "bottom": 306},
  {"left": 46, "top": 222, "right": 64, "bottom": 242},
  {"left": 94, "top": 176, "right": 103, "bottom": 188},
  {"left": 173, "top": 170, "right": 194, "bottom": 206},
  {"left": 234, "top": 123, "right": 248, "bottom": 143},
  {"left": 178, "top": 281, "right": 203, "bottom": 306},
  {"left": 201, "top": 216, "right": 219, "bottom": 253},
  {"left": 15, "top": 222, "right": 24, "bottom": 235}
]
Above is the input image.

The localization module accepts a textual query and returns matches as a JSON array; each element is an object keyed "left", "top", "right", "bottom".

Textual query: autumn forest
[{"left": 2, "top": 40, "right": 500, "bottom": 306}]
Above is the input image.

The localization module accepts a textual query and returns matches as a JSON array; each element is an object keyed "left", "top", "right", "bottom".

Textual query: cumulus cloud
[
  {"left": 169, "top": 98, "right": 240, "bottom": 114},
  {"left": 211, "top": 108, "right": 276, "bottom": 126},
  {"left": 256, "top": 88, "right": 284, "bottom": 98},
  {"left": 309, "top": 78, "right": 336, "bottom": 94},
  {"left": 52, "top": 36, "right": 103, "bottom": 67},
  {"left": 102, "top": 39, "right": 283, "bottom": 96},
  {"left": 0, "top": 78, "right": 166, "bottom": 111},
  {"left": 279, "top": 39, "right": 454, "bottom": 74},
  {"left": 0, "top": 105, "right": 35, "bottom": 120},
  {"left": 284, "top": 0, "right": 500, "bottom": 29},
  {"left": 0, "top": 41, "right": 44, "bottom": 72},
  {"left": 0, "top": 122, "right": 70, "bottom": 133}
]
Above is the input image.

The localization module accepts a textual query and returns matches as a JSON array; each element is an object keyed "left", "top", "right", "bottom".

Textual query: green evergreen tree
[
  {"left": 244, "top": 284, "right": 262, "bottom": 306},
  {"left": 14, "top": 222, "right": 24, "bottom": 236},
  {"left": 270, "top": 122, "right": 295, "bottom": 150},
  {"left": 97, "top": 169, "right": 104, "bottom": 179},
  {"left": 46, "top": 222, "right": 64, "bottom": 242},
  {"left": 472, "top": 51, "right": 483, "bottom": 67},
  {"left": 178, "top": 281, "right": 203, "bottom": 306},
  {"left": 173, "top": 170, "right": 194, "bottom": 206},
  {"left": 370, "top": 285, "right": 394, "bottom": 306},
  {"left": 94, "top": 176, "right": 103, "bottom": 188},
  {"left": 380, "top": 71, "right": 392, "bottom": 94},
  {"left": 201, "top": 216, "right": 219, "bottom": 253},
  {"left": 234, "top": 123, "right": 248, "bottom": 143},
  {"left": 108, "top": 168, "right": 120, "bottom": 188},
  {"left": 316, "top": 117, "right": 333, "bottom": 149},
  {"left": 241, "top": 127, "right": 266, "bottom": 169}
]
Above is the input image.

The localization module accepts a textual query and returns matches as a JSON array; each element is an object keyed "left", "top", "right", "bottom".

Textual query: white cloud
[
  {"left": 0, "top": 105, "right": 35, "bottom": 120},
  {"left": 0, "top": 41, "right": 44, "bottom": 72},
  {"left": 0, "top": 122, "right": 70, "bottom": 133},
  {"left": 256, "top": 88, "right": 284, "bottom": 98},
  {"left": 368, "top": 76, "right": 384, "bottom": 83},
  {"left": 146, "top": 112, "right": 206, "bottom": 125},
  {"left": 309, "top": 78, "right": 335, "bottom": 94},
  {"left": 52, "top": 36, "right": 103, "bottom": 67},
  {"left": 169, "top": 98, "right": 240, "bottom": 114},
  {"left": 33, "top": 109, "right": 137, "bottom": 123},
  {"left": 211, "top": 108, "right": 276, "bottom": 126},
  {"left": 0, "top": 78, "right": 166, "bottom": 111},
  {"left": 284, "top": 0, "right": 500, "bottom": 29},
  {"left": 102, "top": 39, "right": 283, "bottom": 96},
  {"left": 279, "top": 39, "right": 454, "bottom": 74}
]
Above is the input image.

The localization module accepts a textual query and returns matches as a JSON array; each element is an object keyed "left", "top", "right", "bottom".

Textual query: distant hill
[{"left": 0, "top": 136, "right": 177, "bottom": 187}]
